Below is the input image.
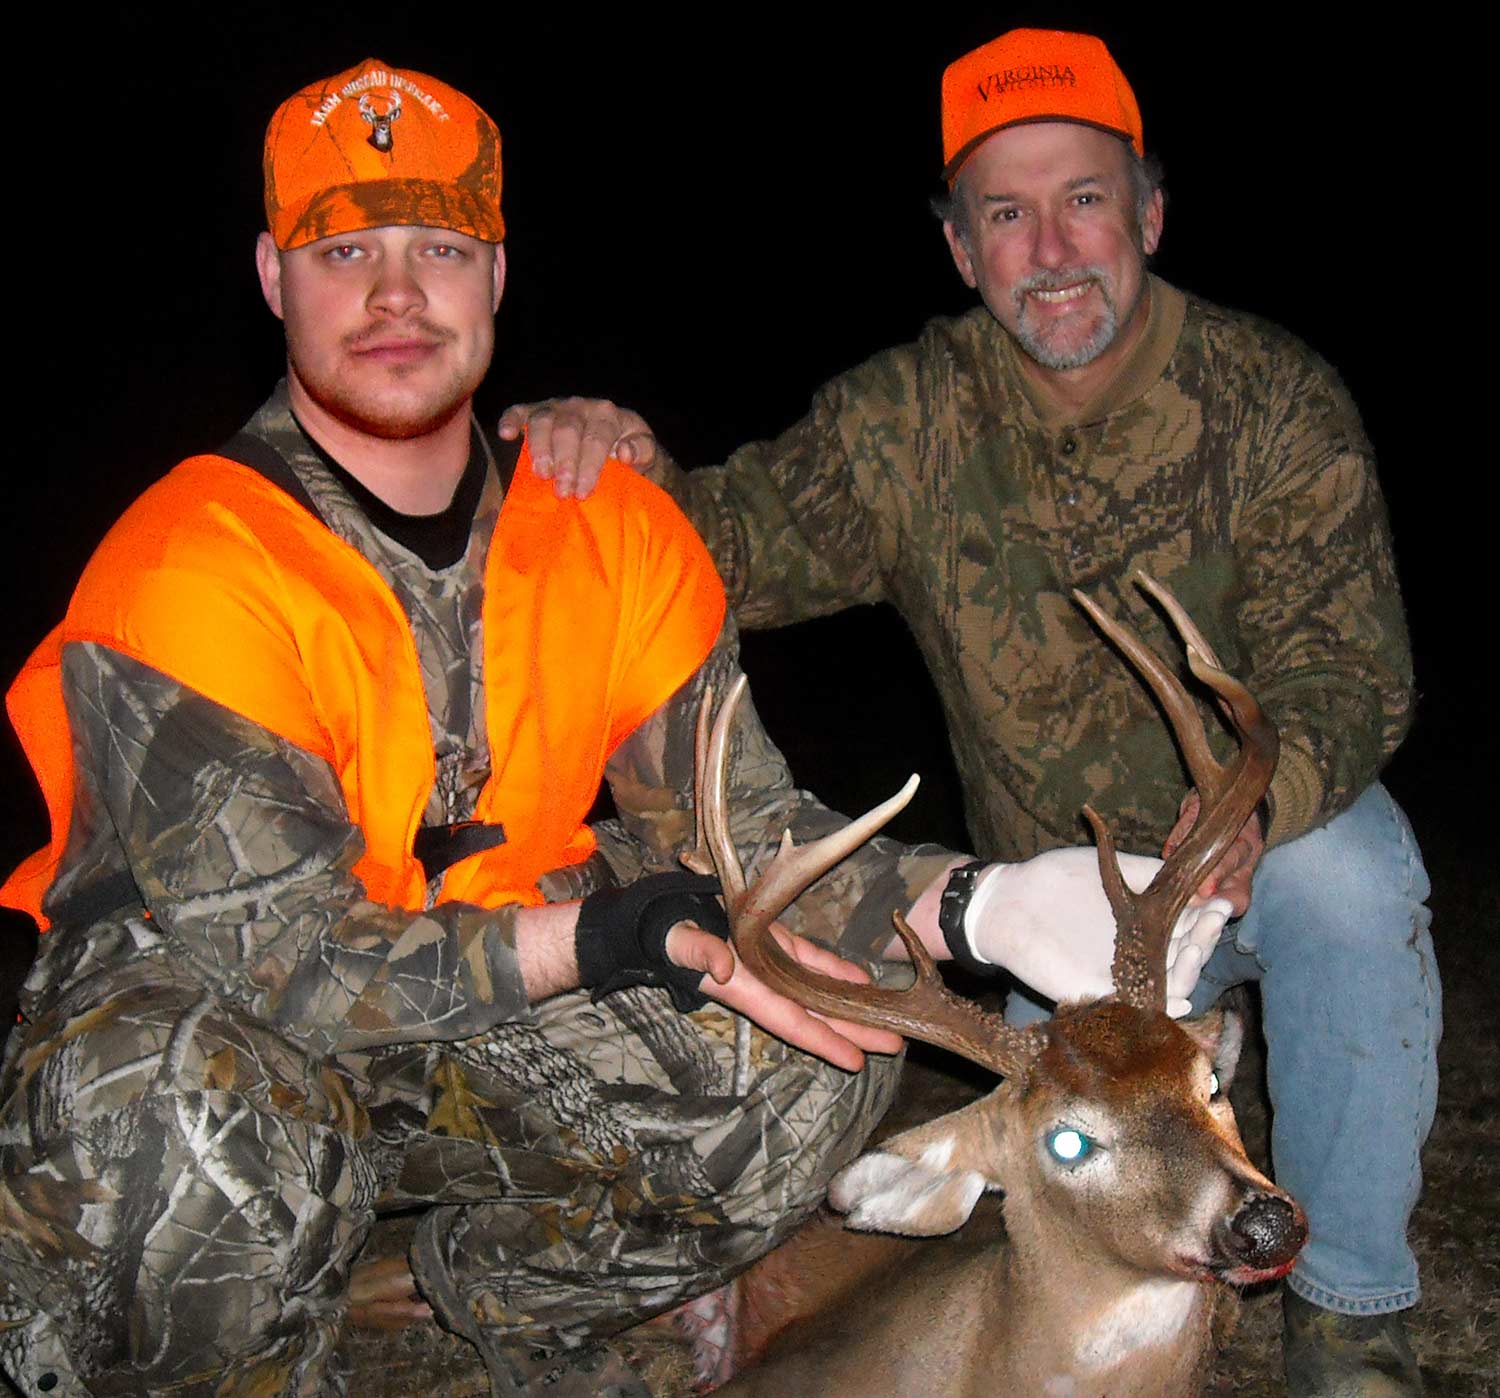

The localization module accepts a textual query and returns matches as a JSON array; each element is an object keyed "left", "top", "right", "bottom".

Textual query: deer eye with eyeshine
[
  {"left": 1208, "top": 1071, "right": 1223, "bottom": 1099},
  {"left": 1046, "top": 1128, "right": 1094, "bottom": 1164}
]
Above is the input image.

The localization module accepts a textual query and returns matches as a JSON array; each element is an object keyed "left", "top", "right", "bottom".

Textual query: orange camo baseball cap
[
  {"left": 264, "top": 58, "right": 504, "bottom": 251},
  {"left": 941, "top": 29, "right": 1143, "bottom": 180}
]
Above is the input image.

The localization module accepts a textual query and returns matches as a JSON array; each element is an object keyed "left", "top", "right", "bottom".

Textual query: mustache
[
  {"left": 343, "top": 319, "right": 457, "bottom": 350},
  {"left": 1013, "top": 266, "right": 1107, "bottom": 297}
]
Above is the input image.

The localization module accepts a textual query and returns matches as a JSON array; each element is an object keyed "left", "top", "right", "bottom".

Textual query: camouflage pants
[{"left": 0, "top": 963, "right": 898, "bottom": 1396}]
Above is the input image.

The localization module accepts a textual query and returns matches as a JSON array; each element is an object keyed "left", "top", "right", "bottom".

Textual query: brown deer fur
[{"left": 721, "top": 1004, "right": 1277, "bottom": 1396}]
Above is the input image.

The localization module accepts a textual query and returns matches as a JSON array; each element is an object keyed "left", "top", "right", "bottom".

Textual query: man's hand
[
  {"left": 347, "top": 1256, "right": 433, "bottom": 1331},
  {"left": 1163, "top": 791, "right": 1265, "bottom": 918},
  {"left": 666, "top": 921, "right": 903, "bottom": 1073},
  {"left": 498, "top": 398, "right": 657, "bottom": 499},
  {"left": 961, "top": 848, "right": 1232, "bottom": 1017}
]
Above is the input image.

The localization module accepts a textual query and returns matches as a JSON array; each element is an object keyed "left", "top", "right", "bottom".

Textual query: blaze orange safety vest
[{"left": 1, "top": 443, "right": 724, "bottom": 928}]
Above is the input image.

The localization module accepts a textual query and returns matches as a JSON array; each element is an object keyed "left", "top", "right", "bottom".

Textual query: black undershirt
[{"left": 300, "top": 421, "right": 489, "bottom": 570}]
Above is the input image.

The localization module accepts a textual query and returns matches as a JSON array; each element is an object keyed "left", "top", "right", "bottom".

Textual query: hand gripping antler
[
  {"left": 1072, "top": 573, "right": 1280, "bottom": 1012},
  {"left": 699, "top": 675, "right": 1045, "bottom": 1079}
]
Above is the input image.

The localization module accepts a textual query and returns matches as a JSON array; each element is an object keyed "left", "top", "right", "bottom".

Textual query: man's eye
[
  {"left": 324, "top": 244, "right": 362, "bottom": 262},
  {"left": 990, "top": 207, "right": 1022, "bottom": 225}
]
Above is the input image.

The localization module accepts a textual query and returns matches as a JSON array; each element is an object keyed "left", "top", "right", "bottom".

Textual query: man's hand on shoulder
[
  {"left": 498, "top": 398, "right": 658, "bottom": 499},
  {"left": 667, "top": 920, "right": 903, "bottom": 1073}
]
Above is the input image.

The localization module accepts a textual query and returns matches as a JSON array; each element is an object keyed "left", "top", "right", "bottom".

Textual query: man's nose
[
  {"left": 1032, "top": 210, "right": 1077, "bottom": 269},
  {"left": 368, "top": 255, "right": 426, "bottom": 316}
]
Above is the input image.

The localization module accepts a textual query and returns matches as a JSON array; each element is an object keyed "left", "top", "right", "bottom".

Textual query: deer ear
[
  {"left": 1177, "top": 1008, "right": 1245, "bottom": 1088},
  {"left": 829, "top": 1094, "right": 1004, "bottom": 1237}
]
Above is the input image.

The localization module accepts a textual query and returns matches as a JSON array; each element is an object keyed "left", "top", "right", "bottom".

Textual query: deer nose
[{"left": 1223, "top": 1193, "right": 1308, "bottom": 1270}]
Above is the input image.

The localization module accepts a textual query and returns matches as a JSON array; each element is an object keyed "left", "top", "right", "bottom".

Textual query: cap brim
[
  {"left": 276, "top": 178, "right": 505, "bottom": 250},
  {"left": 942, "top": 116, "right": 1143, "bottom": 182}
]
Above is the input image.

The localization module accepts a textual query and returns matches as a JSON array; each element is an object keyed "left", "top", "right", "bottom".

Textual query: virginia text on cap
[{"left": 941, "top": 29, "right": 1143, "bottom": 180}]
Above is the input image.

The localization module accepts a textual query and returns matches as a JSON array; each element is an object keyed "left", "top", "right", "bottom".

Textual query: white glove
[
  {"left": 1163, "top": 897, "right": 1233, "bottom": 1013},
  {"left": 960, "top": 849, "right": 1232, "bottom": 1018}
]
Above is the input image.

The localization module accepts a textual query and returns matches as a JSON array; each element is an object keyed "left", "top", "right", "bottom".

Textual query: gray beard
[{"left": 1011, "top": 267, "right": 1120, "bottom": 371}]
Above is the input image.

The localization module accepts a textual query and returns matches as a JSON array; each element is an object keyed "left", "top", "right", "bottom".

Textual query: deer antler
[
  {"left": 679, "top": 683, "right": 721, "bottom": 881},
  {"left": 700, "top": 676, "right": 1045, "bottom": 1079},
  {"left": 1072, "top": 573, "right": 1279, "bottom": 1012}
]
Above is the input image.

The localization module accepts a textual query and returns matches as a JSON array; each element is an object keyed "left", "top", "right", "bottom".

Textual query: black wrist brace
[
  {"left": 575, "top": 871, "right": 731, "bottom": 1012},
  {"left": 938, "top": 859, "right": 996, "bottom": 976}
]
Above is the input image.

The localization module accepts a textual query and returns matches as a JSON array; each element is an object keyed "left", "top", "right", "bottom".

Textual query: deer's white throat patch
[{"left": 1072, "top": 1279, "right": 1199, "bottom": 1372}]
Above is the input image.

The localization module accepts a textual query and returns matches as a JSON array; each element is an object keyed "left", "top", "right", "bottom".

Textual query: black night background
[{"left": 5, "top": 12, "right": 1480, "bottom": 899}]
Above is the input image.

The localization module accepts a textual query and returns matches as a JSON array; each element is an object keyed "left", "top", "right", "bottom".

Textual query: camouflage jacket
[
  {"left": 656, "top": 279, "right": 1413, "bottom": 860},
  {"left": 19, "top": 388, "right": 951, "bottom": 1065}
]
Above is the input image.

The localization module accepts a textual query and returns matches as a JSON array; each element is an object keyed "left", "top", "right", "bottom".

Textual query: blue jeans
[{"left": 1008, "top": 784, "right": 1440, "bottom": 1315}]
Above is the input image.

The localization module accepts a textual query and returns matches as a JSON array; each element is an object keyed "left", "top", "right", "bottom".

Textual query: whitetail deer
[{"left": 699, "top": 575, "right": 1307, "bottom": 1397}]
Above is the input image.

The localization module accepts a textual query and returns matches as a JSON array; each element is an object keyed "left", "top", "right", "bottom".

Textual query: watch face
[{"left": 939, "top": 860, "right": 988, "bottom": 941}]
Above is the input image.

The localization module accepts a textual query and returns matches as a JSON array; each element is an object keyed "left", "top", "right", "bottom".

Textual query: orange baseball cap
[
  {"left": 263, "top": 58, "right": 504, "bottom": 251},
  {"left": 941, "top": 29, "right": 1143, "bottom": 180}
]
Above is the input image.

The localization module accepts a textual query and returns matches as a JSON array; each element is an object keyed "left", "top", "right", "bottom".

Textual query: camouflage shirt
[
  {"left": 21, "top": 387, "right": 951, "bottom": 1065},
  {"left": 655, "top": 279, "right": 1414, "bottom": 860}
]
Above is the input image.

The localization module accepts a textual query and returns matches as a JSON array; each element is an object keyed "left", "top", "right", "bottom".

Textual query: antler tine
[
  {"left": 693, "top": 683, "right": 713, "bottom": 855},
  {"left": 1073, "top": 577, "right": 1279, "bottom": 1011},
  {"left": 1072, "top": 583, "right": 1226, "bottom": 801},
  {"left": 700, "top": 676, "right": 750, "bottom": 901},
  {"left": 1132, "top": 573, "right": 1242, "bottom": 806},
  {"left": 757, "top": 907, "right": 1048, "bottom": 1079},
  {"left": 680, "top": 684, "right": 718, "bottom": 878},
  {"left": 1079, "top": 801, "right": 1169, "bottom": 1015},
  {"left": 701, "top": 680, "right": 1044, "bottom": 1080},
  {"left": 1133, "top": 573, "right": 1225, "bottom": 669}
]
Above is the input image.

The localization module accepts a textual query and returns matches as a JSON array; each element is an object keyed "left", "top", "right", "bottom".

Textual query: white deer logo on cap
[{"left": 359, "top": 92, "right": 403, "bottom": 152}]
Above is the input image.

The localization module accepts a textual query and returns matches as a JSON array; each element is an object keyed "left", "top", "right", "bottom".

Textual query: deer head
[
  {"left": 697, "top": 575, "right": 1305, "bottom": 1304},
  {"left": 359, "top": 91, "right": 403, "bottom": 151}
]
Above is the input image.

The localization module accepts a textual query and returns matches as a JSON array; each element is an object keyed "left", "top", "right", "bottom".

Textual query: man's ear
[
  {"left": 256, "top": 232, "right": 285, "bottom": 320},
  {"left": 491, "top": 243, "right": 507, "bottom": 313},
  {"left": 1140, "top": 187, "right": 1165, "bottom": 257},
  {"left": 942, "top": 220, "right": 978, "bottom": 291}
]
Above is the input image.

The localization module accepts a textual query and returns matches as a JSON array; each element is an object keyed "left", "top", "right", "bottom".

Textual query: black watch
[{"left": 938, "top": 860, "right": 995, "bottom": 976}]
